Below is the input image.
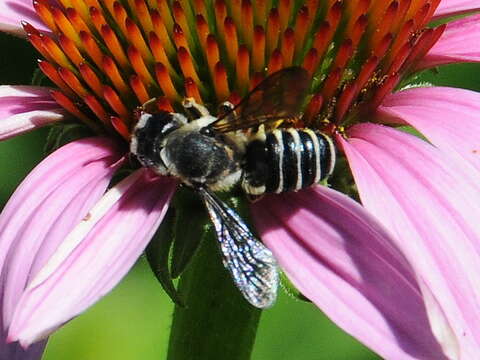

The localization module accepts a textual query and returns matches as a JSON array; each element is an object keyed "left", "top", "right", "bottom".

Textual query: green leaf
[
  {"left": 44, "top": 123, "right": 93, "bottom": 155},
  {"left": 145, "top": 208, "right": 185, "bottom": 307},
  {"left": 168, "top": 230, "right": 262, "bottom": 360},
  {"left": 280, "top": 271, "right": 312, "bottom": 303},
  {"left": 171, "top": 187, "right": 210, "bottom": 278},
  {"left": 31, "top": 68, "right": 47, "bottom": 86}
]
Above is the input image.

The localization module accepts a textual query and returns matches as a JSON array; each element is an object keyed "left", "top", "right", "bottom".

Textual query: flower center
[{"left": 25, "top": 0, "right": 444, "bottom": 139}]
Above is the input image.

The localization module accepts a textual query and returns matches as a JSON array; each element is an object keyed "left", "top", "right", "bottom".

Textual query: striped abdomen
[{"left": 242, "top": 129, "right": 335, "bottom": 195}]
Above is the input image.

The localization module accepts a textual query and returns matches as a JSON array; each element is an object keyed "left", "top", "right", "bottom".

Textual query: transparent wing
[
  {"left": 198, "top": 188, "right": 279, "bottom": 308},
  {"left": 212, "top": 67, "right": 310, "bottom": 133}
]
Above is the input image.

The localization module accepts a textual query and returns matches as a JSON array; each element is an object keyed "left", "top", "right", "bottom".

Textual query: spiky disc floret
[{"left": 25, "top": 0, "right": 444, "bottom": 138}]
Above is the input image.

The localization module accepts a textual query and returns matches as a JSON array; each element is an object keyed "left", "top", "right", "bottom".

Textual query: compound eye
[{"left": 200, "top": 126, "right": 215, "bottom": 137}]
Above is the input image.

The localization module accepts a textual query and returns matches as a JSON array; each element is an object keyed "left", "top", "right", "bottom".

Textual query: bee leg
[
  {"left": 182, "top": 97, "right": 211, "bottom": 120},
  {"left": 217, "top": 101, "right": 236, "bottom": 121},
  {"left": 218, "top": 101, "right": 234, "bottom": 110},
  {"left": 249, "top": 124, "right": 267, "bottom": 141}
]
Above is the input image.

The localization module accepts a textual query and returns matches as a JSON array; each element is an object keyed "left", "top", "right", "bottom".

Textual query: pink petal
[
  {"left": 0, "top": 137, "right": 123, "bottom": 330},
  {"left": 340, "top": 124, "right": 480, "bottom": 358},
  {"left": 378, "top": 86, "right": 480, "bottom": 172},
  {"left": 0, "top": 0, "right": 49, "bottom": 36},
  {"left": 252, "top": 187, "right": 446, "bottom": 359},
  {"left": 0, "top": 137, "right": 122, "bottom": 357},
  {"left": 418, "top": 14, "right": 480, "bottom": 69},
  {"left": 8, "top": 169, "right": 176, "bottom": 346},
  {"left": 434, "top": 0, "right": 480, "bottom": 19},
  {"left": 0, "top": 340, "right": 46, "bottom": 360},
  {"left": 0, "top": 86, "right": 66, "bottom": 140}
]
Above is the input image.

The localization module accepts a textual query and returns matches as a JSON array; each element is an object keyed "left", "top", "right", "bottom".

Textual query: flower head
[{"left": 1, "top": 0, "right": 480, "bottom": 359}]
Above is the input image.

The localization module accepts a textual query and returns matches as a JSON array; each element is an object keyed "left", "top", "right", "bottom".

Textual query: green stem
[{"left": 167, "top": 230, "right": 262, "bottom": 360}]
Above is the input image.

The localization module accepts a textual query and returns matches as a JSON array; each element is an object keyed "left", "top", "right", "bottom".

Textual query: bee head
[{"left": 130, "top": 111, "right": 188, "bottom": 174}]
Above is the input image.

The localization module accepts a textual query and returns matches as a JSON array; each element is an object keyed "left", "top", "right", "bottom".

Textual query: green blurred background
[{"left": 1, "top": 28, "right": 480, "bottom": 360}]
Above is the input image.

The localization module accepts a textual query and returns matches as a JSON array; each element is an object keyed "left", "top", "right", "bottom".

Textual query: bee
[{"left": 130, "top": 67, "right": 335, "bottom": 308}]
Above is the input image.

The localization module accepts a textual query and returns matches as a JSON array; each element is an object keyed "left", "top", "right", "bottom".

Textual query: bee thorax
[{"left": 163, "top": 131, "right": 241, "bottom": 190}]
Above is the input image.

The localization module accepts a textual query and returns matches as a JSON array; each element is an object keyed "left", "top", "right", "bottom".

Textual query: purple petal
[
  {"left": 0, "top": 339, "right": 45, "bottom": 360},
  {"left": 0, "top": 137, "right": 122, "bottom": 357},
  {"left": 252, "top": 187, "right": 446, "bottom": 359},
  {"left": 0, "top": 137, "right": 123, "bottom": 328},
  {"left": 0, "top": 86, "right": 66, "bottom": 140},
  {"left": 340, "top": 124, "right": 480, "bottom": 358},
  {"left": 0, "top": 0, "right": 49, "bottom": 36},
  {"left": 378, "top": 86, "right": 480, "bottom": 173},
  {"left": 418, "top": 14, "right": 480, "bottom": 70},
  {"left": 8, "top": 169, "right": 176, "bottom": 346},
  {"left": 434, "top": 0, "right": 480, "bottom": 19}
]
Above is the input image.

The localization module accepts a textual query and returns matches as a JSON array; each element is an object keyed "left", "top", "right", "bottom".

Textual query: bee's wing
[
  {"left": 212, "top": 67, "right": 310, "bottom": 133},
  {"left": 198, "top": 187, "right": 279, "bottom": 308}
]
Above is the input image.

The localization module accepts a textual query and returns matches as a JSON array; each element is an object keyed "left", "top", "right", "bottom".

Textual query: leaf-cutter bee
[{"left": 130, "top": 67, "right": 335, "bottom": 308}]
